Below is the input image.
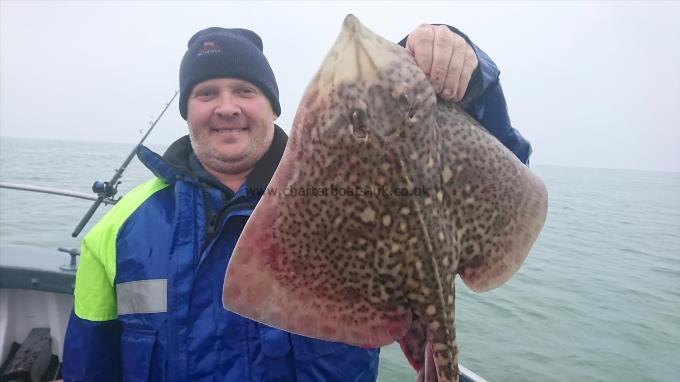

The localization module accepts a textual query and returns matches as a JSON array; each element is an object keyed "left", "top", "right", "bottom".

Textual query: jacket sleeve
[
  {"left": 63, "top": 226, "right": 122, "bottom": 381},
  {"left": 398, "top": 25, "right": 533, "bottom": 164},
  {"left": 63, "top": 311, "right": 122, "bottom": 381}
]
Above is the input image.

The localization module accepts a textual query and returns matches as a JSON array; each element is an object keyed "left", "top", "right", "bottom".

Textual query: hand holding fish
[{"left": 405, "top": 24, "right": 478, "bottom": 102}]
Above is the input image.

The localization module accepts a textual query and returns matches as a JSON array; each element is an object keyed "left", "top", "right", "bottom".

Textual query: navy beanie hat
[{"left": 179, "top": 27, "right": 281, "bottom": 120}]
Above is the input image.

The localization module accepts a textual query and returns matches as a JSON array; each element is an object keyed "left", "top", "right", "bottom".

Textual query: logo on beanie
[{"left": 197, "top": 41, "right": 221, "bottom": 56}]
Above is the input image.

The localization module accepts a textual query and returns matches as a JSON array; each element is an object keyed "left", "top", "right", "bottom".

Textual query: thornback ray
[{"left": 223, "top": 14, "right": 548, "bottom": 382}]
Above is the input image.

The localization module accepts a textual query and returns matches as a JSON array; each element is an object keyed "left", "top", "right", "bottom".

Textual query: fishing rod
[
  {"left": 0, "top": 182, "right": 116, "bottom": 204},
  {"left": 71, "top": 90, "right": 178, "bottom": 238}
]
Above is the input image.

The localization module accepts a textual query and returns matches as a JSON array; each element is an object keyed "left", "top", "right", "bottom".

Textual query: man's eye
[
  {"left": 197, "top": 90, "right": 215, "bottom": 97},
  {"left": 237, "top": 87, "right": 255, "bottom": 95}
]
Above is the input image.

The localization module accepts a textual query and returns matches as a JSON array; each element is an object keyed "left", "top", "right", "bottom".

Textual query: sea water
[{"left": 1, "top": 137, "right": 678, "bottom": 381}]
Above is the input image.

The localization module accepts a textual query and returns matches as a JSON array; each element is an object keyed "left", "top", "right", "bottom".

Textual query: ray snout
[
  {"left": 342, "top": 14, "right": 362, "bottom": 35},
  {"left": 315, "top": 14, "right": 401, "bottom": 88}
]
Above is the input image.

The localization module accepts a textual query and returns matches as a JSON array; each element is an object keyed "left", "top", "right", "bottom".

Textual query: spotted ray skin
[{"left": 223, "top": 15, "right": 548, "bottom": 382}]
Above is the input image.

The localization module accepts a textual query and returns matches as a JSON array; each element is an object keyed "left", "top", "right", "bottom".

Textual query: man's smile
[{"left": 211, "top": 125, "right": 249, "bottom": 133}]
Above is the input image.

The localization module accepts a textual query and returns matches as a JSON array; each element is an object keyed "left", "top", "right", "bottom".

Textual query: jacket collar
[{"left": 137, "top": 124, "right": 288, "bottom": 195}]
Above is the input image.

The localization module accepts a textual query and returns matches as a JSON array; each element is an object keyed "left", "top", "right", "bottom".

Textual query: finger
[
  {"left": 429, "top": 25, "right": 455, "bottom": 94},
  {"left": 454, "top": 45, "right": 479, "bottom": 102},
  {"left": 441, "top": 34, "right": 467, "bottom": 101},
  {"left": 406, "top": 24, "right": 435, "bottom": 76}
]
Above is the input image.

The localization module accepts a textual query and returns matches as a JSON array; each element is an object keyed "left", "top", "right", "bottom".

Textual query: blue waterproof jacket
[{"left": 63, "top": 26, "right": 532, "bottom": 382}]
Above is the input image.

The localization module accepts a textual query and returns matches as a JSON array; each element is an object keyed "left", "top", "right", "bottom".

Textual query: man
[{"left": 63, "top": 22, "right": 531, "bottom": 381}]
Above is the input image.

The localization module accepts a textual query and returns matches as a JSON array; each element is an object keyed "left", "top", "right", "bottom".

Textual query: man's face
[{"left": 187, "top": 78, "right": 276, "bottom": 178}]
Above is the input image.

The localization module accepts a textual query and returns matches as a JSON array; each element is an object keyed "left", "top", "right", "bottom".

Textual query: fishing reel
[{"left": 92, "top": 180, "right": 120, "bottom": 199}]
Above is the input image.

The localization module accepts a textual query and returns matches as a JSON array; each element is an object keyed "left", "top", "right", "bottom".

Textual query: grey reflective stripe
[{"left": 116, "top": 279, "right": 167, "bottom": 315}]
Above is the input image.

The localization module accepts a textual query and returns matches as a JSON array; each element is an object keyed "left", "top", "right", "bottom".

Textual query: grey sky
[{"left": 1, "top": 1, "right": 678, "bottom": 172}]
